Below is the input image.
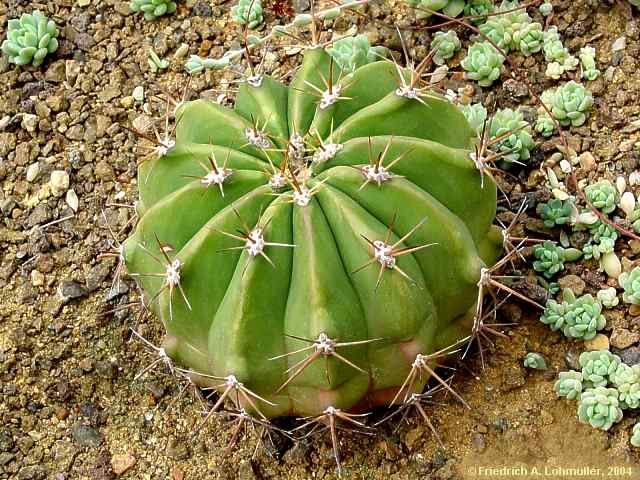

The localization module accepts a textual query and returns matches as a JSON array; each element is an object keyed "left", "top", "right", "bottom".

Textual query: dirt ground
[{"left": 2, "top": 0, "right": 640, "bottom": 479}]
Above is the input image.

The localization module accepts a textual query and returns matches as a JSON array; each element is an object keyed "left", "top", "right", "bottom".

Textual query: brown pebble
[
  {"left": 584, "top": 333, "right": 610, "bottom": 351},
  {"left": 610, "top": 328, "right": 640, "bottom": 349},
  {"left": 111, "top": 453, "right": 136, "bottom": 476},
  {"left": 171, "top": 467, "right": 184, "bottom": 480},
  {"left": 55, "top": 407, "right": 69, "bottom": 421}
]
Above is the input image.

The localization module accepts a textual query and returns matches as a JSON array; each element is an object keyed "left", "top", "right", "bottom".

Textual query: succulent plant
[
  {"left": 326, "top": 34, "right": 386, "bottom": 74},
  {"left": 549, "top": 81, "right": 594, "bottom": 127},
  {"left": 185, "top": 54, "right": 232, "bottom": 75},
  {"left": 478, "top": 0, "right": 531, "bottom": 52},
  {"left": 148, "top": 50, "right": 170, "bottom": 73},
  {"left": 405, "top": 0, "right": 467, "bottom": 19},
  {"left": 461, "top": 41, "right": 505, "bottom": 87},
  {"left": 554, "top": 370, "right": 583, "bottom": 400},
  {"left": 578, "top": 387, "right": 623, "bottom": 431},
  {"left": 535, "top": 111, "right": 555, "bottom": 138},
  {"left": 579, "top": 46, "right": 600, "bottom": 81},
  {"left": 513, "top": 22, "right": 543, "bottom": 56},
  {"left": 532, "top": 241, "right": 581, "bottom": 278},
  {"left": 232, "top": 0, "right": 264, "bottom": 30},
  {"left": 1, "top": 10, "right": 59, "bottom": 67},
  {"left": 610, "top": 363, "right": 640, "bottom": 409},
  {"left": 579, "top": 350, "right": 621, "bottom": 389},
  {"left": 458, "top": 103, "right": 488, "bottom": 133},
  {"left": 523, "top": 352, "right": 547, "bottom": 370},
  {"left": 539, "top": 1, "right": 553, "bottom": 15},
  {"left": 463, "top": 0, "right": 494, "bottom": 23},
  {"left": 632, "top": 422, "right": 640, "bottom": 448},
  {"left": 430, "top": 30, "right": 461, "bottom": 65},
  {"left": 542, "top": 27, "right": 570, "bottom": 64},
  {"left": 585, "top": 180, "right": 618, "bottom": 214},
  {"left": 540, "top": 289, "right": 606, "bottom": 341},
  {"left": 488, "top": 108, "right": 534, "bottom": 165},
  {"left": 123, "top": 48, "right": 503, "bottom": 419},
  {"left": 619, "top": 266, "right": 640, "bottom": 304},
  {"left": 130, "top": 0, "right": 177, "bottom": 21},
  {"left": 537, "top": 198, "right": 575, "bottom": 228},
  {"left": 596, "top": 287, "right": 619, "bottom": 308}
]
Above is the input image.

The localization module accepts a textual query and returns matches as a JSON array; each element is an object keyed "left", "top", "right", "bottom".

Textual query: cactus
[
  {"left": 431, "top": 30, "right": 461, "bottom": 65},
  {"left": 523, "top": 352, "right": 547, "bottom": 370},
  {"left": 123, "top": 49, "right": 503, "bottom": 419},
  {"left": 619, "top": 266, "right": 640, "bottom": 304},
  {"left": 610, "top": 363, "right": 640, "bottom": 409},
  {"left": 596, "top": 287, "right": 619, "bottom": 308},
  {"left": 130, "top": 0, "right": 177, "bottom": 21},
  {"left": 554, "top": 370, "right": 583, "bottom": 400},
  {"left": 539, "top": 289, "right": 606, "bottom": 341},
  {"left": 537, "top": 198, "right": 575, "bottom": 228},
  {"left": 577, "top": 387, "right": 623, "bottom": 431},
  {"left": 461, "top": 41, "right": 505, "bottom": 87},
  {"left": 326, "top": 34, "right": 386, "bottom": 74},
  {"left": 579, "top": 350, "right": 621, "bottom": 389},
  {"left": 232, "top": 0, "right": 264, "bottom": 30},
  {"left": 549, "top": 81, "right": 594, "bottom": 127},
  {"left": 585, "top": 180, "right": 617, "bottom": 214},
  {"left": 1, "top": 10, "right": 59, "bottom": 67},
  {"left": 488, "top": 108, "right": 534, "bottom": 165}
]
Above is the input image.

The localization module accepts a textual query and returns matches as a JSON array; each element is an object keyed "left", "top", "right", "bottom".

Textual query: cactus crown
[
  {"left": 1, "top": 10, "right": 59, "bottom": 67},
  {"left": 123, "top": 46, "right": 503, "bottom": 420}
]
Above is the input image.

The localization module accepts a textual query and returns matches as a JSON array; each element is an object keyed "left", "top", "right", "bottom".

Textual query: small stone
[
  {"left": 71, "top": 423, "right": 102, "bottom": 448},
  {"left": 49, "top": 171, "right": 70, "bottom": 197},
  {"left": 78, "top": 0, "right": 91, "bottom": 6},
  {"left": 132, "top": 86, "right": 144, "bottom": 102},
  {"left": 171, "top": 467, "right": 184, "bottom": 480},
  {"left": 65, "top": 60, "right": 81, "bottom": 84},
  {"left": 45, "top": 60, "right": 66, "bottom": 83},
  {"left": 98, "top": 85, "right": 121, "bottom": 103},
  {"left": 120, "top": 96, "right": 134, "bottom": 109},
  {"left": 58, "top": 279, "right": 87, "bottom": 302},
  {"left": 471, "top": 433, "right": 485, "bottom": 452},
  {"left": 612, "top": 36, "right": 626, "bottom": 52},
  {"left": 30, "top": 270, "right": 44, "bottom": 287},
  {"left": 66, "top": 190, "right": 79, "bottom": 212},
  {"left": 94, "top": 161, "right": 115, "bottom": 181},
  {"left": 21, "top": 114, "right": 38, "bottom": 133},
  {"left": 578, "top": 152, "right": 597, "bottom": 171},
  {"left": 610, "top": 329, "right": 640, "bottom": 349},
  {"left": 26, "top": 163, "right": 40, "bottom": 183},
  {"left": 558, "top": 274, "right": 585, "bottom": 296},
  {"left": 584, "top": 333, "right": 610, "bottom": 351},
  {"left": 630, "top": 304, "right": 640, "bottom": 316},
  {"left": 111, "top": 453, "right": 135, "bottom": 476}
]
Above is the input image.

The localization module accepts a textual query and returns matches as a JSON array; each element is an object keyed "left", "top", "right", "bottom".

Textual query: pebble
[
  {"left": 610, "top": 329, "right": 640, "bottom": 349},
  {"left": 558, "top": 274, "right": 585, "bottom": 296},
  {"left": 630, "top": 304, "right": 640, "bottom": 316},
  {"left": 21, "top": 114, "right": 38, "bottom": 133},
  {"left": 57, "top": 279, "right": 87, "bottom": 302},
  {"left": 584, "top": 333, "right": 610, "bottom": 351},
  {"left": 26, "top": 163, "right": 40, "bottom": 183},
  {"left": 49, "top": 171, "right": 70, "bottom": 197},
  {"left": 111, "top": 453, "right": 136, "bottom": 476},
  {"left": 132, "top": 86, "right": 145, "bottom": 102},
  {"left": 578, "top": 152, "right": 597, "bottom": 171},
  {"left": 30, "top": 270, "right": 44, "bottom": 287},
  {"left": 71, "top": 423, "right": 102, "bottom": 448},
  {"left": 471, "top": 433, "right": 486, "bottom": 453},
  {"left": 66, "top": 190, "right": 79, "bottom": 212},
  {"left": 612, "top": 36, "right": 626, "bottom": 52},
  {"left": 78, "top": 0, "right": 91, "bottom": 6}
]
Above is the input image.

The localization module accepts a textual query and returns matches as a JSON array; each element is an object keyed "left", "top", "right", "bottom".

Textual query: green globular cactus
[
  {"left": 489, "top": 108, "right": 534, "bottom": 165},
  {"left": 430, "top": 30, "right": 461, "bottom": 66},
  {"left": 523, "top": 352, "right": 547, "bottom": 370},
  {"left": 577, "top": 387, "right": 623, "bottom": 431},
  {"left": 232, "top": 0, "right": 264, "bottom": 30},
  {"left": 326, "top": 35, "right": 386, "bottom": 74},
  {"left": 610, "top": 363, "right": 640, "bottom": 409},
  {"left": 619, "top": 266, "right": 640, "bottom": 305},
  {"left": 1, "top": 10, "right": 59, "bottom": 67},
  {"left": 597, "top": 287, "right": 619, "bottom": 308},
  {"left": 540, "top": 289, "right": 606, "bottom": 341},
  {"left": 123, "top": 49, "right": 503, "bottom": 418},
  {"left": 554, "top": 370, "right": 583, "bottom": 400},
  {"left": 550, "top": 81, "right": 594, "bottom": 127},
  {"left": 461, "top": 41, "right": 505, "bottom": 87},
  {"left": 537, "top": 198, "right": 575, "bottom": 228},
  {"left": 130, "top": 0, "right": 177, "bottom": 21},
  {"left": 579, "top": 350, "right": 621, "bottom": 389},
  {"left": 632, "top": 422, "right": 640, "bottom": 448},
  {"left": 585, "top": 180, "right": 617, "bottom": 214},
  {"left": 459, "top": 103, "right": 488, "bottom": 134},
  {"left": 532, "top": 241, "right": 581, "bottom": 278}
]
